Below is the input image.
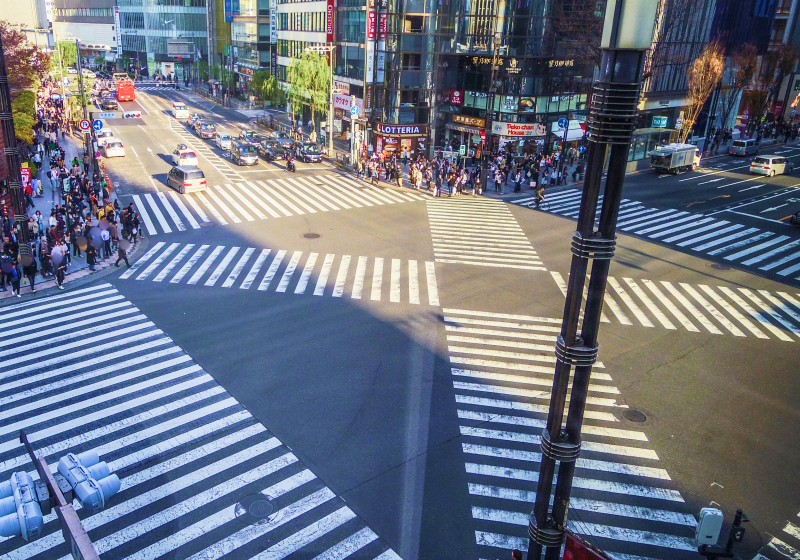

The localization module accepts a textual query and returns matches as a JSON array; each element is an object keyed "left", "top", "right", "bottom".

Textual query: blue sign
[
  {"left": 652, "top": 116, "right": 668, "bottom": 128},
  {"left": 224, "top": 0, "right": 233, "bottom": 22},
  {"left": 92, "top": 120, "right": 104, "bottom": 131},
  {"left": 98, "top": 112, "right": 117, "bottom": 119},
  {"left": 351, "top": 105, "right": 359, "bottom": 116},
  {"left": 578, "top": 145, "right": 586, "bottom": 154},
  {"left": 557, "top": 117, "right": 569, "bottom": 130}
]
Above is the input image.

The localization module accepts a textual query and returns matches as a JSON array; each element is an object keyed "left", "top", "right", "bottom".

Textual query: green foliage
[
  {"left": 251, "top": 69, "right": 269, "bottom": 100},
  {"left": 198, "top": 59, "right": 209, "bottom": 80},
  {"left": 286, "top": 51, "right": 330, "bottom": 126},
  {"left": 13, "top": 111, "right": 34, "bottom": 144},
  {"left": 263, "top": 74, "right": 285, "bottom": 107},
  {"left": 12, "top": 90, "right": 35, "bottom": 115},
  {"left": 57, "top": 40, "right": 78, "bottom": 69}
]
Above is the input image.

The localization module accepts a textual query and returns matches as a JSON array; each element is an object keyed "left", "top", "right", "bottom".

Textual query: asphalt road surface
[{"left": 1, "top": 89, "right": 799, "bottom": 560}]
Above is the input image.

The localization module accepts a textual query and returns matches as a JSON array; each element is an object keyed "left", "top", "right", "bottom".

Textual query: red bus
[{"left": 116, "top": 79, "right": 135, "bottom": 102}]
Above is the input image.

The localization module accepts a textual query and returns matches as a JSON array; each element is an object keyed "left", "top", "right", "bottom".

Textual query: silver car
[
  {"left": 167, "top": 165, "right": 207, "bottom": 194},
  {"left": 215, "top": 133, "right": 232, "bottom": 150}
]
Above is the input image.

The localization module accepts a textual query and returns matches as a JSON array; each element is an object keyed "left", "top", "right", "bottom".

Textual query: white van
[
  {"left": 729, "top": 138, "right": 758, "bottom": 157},
  {"left": 172, "top": 102, "right": 189, "bottom": 120},
  {"left": 750, "top": 155, "right": 794, "bottom": 177}
]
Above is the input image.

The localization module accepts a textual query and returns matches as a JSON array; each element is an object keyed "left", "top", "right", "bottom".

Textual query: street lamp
[
  {"left": 305, "top": 45, "right": 335, "bottom": 159},
  {"left": 526, "top": 2, "right": 658, "bottom": 560}
]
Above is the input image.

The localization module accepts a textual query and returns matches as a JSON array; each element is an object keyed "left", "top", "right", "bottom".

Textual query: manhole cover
[
  {"left": 303, "top": 233, "right": 321, "bottom": 239},
  {"left": 234, "top": 494, "right": 274, "bottom": 526},
  {"left": 622, "top": 409, "right": 647, "bottom": 423},
  {"left": 711, "top": 263, "right": 731, "bottom": 270}
]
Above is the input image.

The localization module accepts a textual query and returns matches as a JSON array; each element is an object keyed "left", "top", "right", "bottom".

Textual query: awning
[{"left": 446, "top": 123, "right": 482, "bottom": 134}]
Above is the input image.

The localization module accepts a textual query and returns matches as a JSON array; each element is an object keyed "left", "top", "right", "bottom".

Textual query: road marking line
[
  {"left": 226, "top": 184, "right": 266, "bottom": 219},
  {"left": 256, "top": 179, "right": 305, "bottom": 214},
  {"left": 648, "top": 218, "right": 716, "bottom": 239},
  {"left": 215, "top": 185, "right": 254, "bottom": 221},
  {"left": 314, "top": 254, "right": 335, "bottom": 296},
  {"left": 707, "top": 230, "right": 774, "bottom": 256},
  {"left": 426, "top": 261, "right": 440, "bottom": 306},
  {"left": 332, "top": 255, "right": 351, "bottom": 297},
  {"left": 408, "top": 260, "right": 420, "bottom": 304},
  {"left": 195, "top": 192, "right": 228, "bottom": 225},
  {"left": 351, "top": 256, "right": 367, "bottom": 299},
  {"left": 659, "top": 281, "right": 722, "bottom": 334},
  {"left": 187, "top": 246, "right": 224, "bottom": 285},
  {"left": 739, "top": 289, "right": 800, "bottom": 337},
  {"left": 717, "top": 286, "right": 792, "bottom": 341},
  {"left": 390, "top": 258, "right": 401, "bottom": 303},
  {"left": 741, "top": 238, "right": 800, "bottom": 266},
  {"left": 371, "top": 257, "right": 384, "bottom": 301},
  {"left": 273, "top": 179, "right": 320, "bottom": 213},
  {"left": 119, "top": 242, "right": 165, "bottom": 280},
  {"left": 281, "top": 177, "right": 331, "bottom": 211},
  {"left": 760, "top": 249, "right": 800, "bottom": 271},
  {"left": 629, "top": 212, "right": 695, "bottom": 235},
  {"left": 607, "top": 277, "right": 653, "bottom": 327},
  {"left": 168, "top": 192, "right": 201, "bottom": 228},
  {"left": 294, "top": 252, "right": 318, "bottom": 294},
  {"left": 623, "top": 278, "right": 675, "bottom": 329},
  {"left": 206, "top": 188, "right": 241, "bottom": 223},
  {"left": 677, "top": 223, "right": 742, "bottom": 247},
  {"left": 618, "top": 209, "right": 682, "bottom": 229},
  {"left": 240, "top": 248, "right": 270, "bottom": 289},
  {"left": 679, "top": 283, "right": 744, "bottom": 336},
  {"left": 698, "top": 285, "right": 767, "bottom": 338},
  {"left": 156, "top": 192, "right": 187, "bottom": 231},
  {"left": 222, "top": 247, "right": 254, "bottom": 288},
  {"left": 724, "top": 235, "right": 788, "bottom": 261},
  {"left": 170, "top": 245, "right": 209, "bottom": 284},
  {"left": 276, "top": 250, "right": 302, "bottom": 292},
  {"left": 143, "top": 193, "right": 173, "bottom": 233},
  {"left": 131, "top": 194, "right": 158, "bottom": 236},
  {"left": 204, "top": 247, "right": 239, "bottom": 287},
  {"left": 239, "top": 181, "right": 283, "bottom": 217},
  {"left": 641, "top": 280, "right": 698, "bottom": 332},
  {"left": 257, "top": 249, "right": 286, "bottom": 291},
  {"left": 136, "top": 242, "right": 180, "bottom": 281}
]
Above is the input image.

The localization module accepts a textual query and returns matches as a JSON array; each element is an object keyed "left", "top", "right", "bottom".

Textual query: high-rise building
[
  {"left": 0, "top": 0, "right": 53, "bottom": 50},
  {"left": 52, "top": 0, "right": 118, "bottom": 65}
]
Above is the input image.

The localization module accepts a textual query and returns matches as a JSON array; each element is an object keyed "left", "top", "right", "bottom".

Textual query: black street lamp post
[{"left": 526, "top": 1, "right": 659, "bottom": 559}]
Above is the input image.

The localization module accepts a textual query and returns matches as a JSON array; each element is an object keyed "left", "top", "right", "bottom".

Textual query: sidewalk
[{"left": 0, "top": 133, "right": 139, "bottom": 301}]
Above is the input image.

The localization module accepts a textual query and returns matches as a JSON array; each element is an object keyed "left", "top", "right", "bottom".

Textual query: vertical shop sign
[
  {"left": 326, "top": 0, "right": 335, "bottom": 42},
  {"left": 269, "top": 0, "right": 277, "bottom": 43},
  {"left": 366, "top": 41, "right": 375, "bottom": 83}
]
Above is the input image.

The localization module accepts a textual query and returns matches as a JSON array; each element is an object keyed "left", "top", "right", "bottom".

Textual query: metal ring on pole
[
  {"left": 555, "top": 335, "right": 598, "bottom": 367},
  {"left": 586, "top": 80, "right": 640, "bottom": 145},
  {"left": 541, "top": 428, "right": 582, "bottom": 462},
  {"left": 570, "top": 231, "right": 616, "bottom": 260},
  {"left": 529, "top": 513, "right": 565, "bottom": 547}
]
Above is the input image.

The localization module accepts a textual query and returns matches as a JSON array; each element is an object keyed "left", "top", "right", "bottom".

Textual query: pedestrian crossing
[
  {"left": 130, "top": 175, "right": 427, "bottom": 235},
  {"left": 550, "top": 271, "right": 800, "bottom": 341},
  {"left": 442, "top": 307, "right": 698, "bottom": 559},
  {"left": 426, "top": 198, "right": 547, "bottom": 271},
  {"left": 513, "top": 189, "right": 800, "bottom": 282},
  {"left": 0, "top": 284, "right": 401, "bottom": 560},
  {"left": 753, "top": 512, "right": 800, "bottom": 560},
  {"left": 117, "top": 242, "right": 441, "bottom": 305},
  {"left": 167, "top": 116, "right": 243, "bottom": 182}
]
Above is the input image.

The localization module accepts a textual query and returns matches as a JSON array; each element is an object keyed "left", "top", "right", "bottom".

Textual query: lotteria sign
[
  {"left": 491, "top": 122, "right": 547, "bottom": 137},
  {"left": 376, "top": 124, "right": 428, "bottom": 136}
]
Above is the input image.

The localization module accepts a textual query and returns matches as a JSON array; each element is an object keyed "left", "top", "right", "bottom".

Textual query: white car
[
  {"left": 103, "top": 140, "right": 125, "bottom": 158},
  {"left": 82, "top": 69, "right": 96, "bottom": 78},
  {"left": 66, "top": 68, "right": 78, "bottom": 74},
  {"left": 750, "top": 155, "right": 794, "bottom": 177},
  {"left": 95, "top": 130, "right": 114, "bottom": 147},
  {"left": 215, "top": 133, "right": 232, "bottom": 150},
  {"left": 172, "top": 148, "right": 198, "bottom": 167}
]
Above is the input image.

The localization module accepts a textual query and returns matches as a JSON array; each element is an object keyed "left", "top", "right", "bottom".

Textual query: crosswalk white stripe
[
  {"left": 453, "top": 368, "right": 616, "bottom": 394},
  {"left": 332, "top": 255, "right": 351, "bottom": 297},
  {"left": 223, "top": 247, "right": 255, "bottom": 287},
  {"left": 257, "top": 179, "right": 306, "bottom": 214},
  {"left": 206, "top": 188, "right": 242, "bottom": 223},
  {"left": 607, "top": 277, "right": 653, "bottom": 327},
  {"left": 434, "top": 252, "right": 542, "bottom": 266},
  {"left": 717, "top": 286, "right": 793, "bottom": 341},
  {"left": 408, "top": 260, "right": 420, "bottom": 304},
  {"left": 131, "top": 194, "right": 158, "bottom": 235},
  {"left": 431, "top": 239, "right": 539, "bottom": 252},
  {"left": 276, "top": 250, "right": 302, "bottom": 292},
  {"left": 241, "top": 249, "right": 271, "bottom": 290},
  {"left": 601, "top": 291, "right": 632, "bottom": 325},
  {"left": 188, "top": 245, "right": 224, "bottom": 285},
  {"left": 662, "top": 220, "right": 729, "bottom": 243},
  {"left": 120, "top": 242, "right": 166, "bottom": 280},
  {"left": 657, "top": 281, "right": 722, "bottom": 335},
  {"left": 171, "top": 244, "right": 209, "bottom": 284},
  {"left": 678, "top": 284, "right": 745, "bottom": 337},
  {"left": 341, "top": 180, "right": 386, "bottom": 205},
  {"left": 725, "top": 234, "right": 790, "bottom": 261},
  {"left": 760, "top": 249, "right": 800, "bottom": 271},
  {"left": 273, "top": 178, "right": 320, "bottom": 213},
  {"left": 372, "top": 257, "right": 384, "bottom": 301},
  {"left": 240, "top": 181, "right": 284, "bottom": 217},
  {"left": 216, "top": 185, "right": 254, "bottom": 221},
  {"left": 623, "top": 278, "right": 675, "bottom": 329},
  {"left": 299, "top": 179, "right": 348, "bottom": 210},
  {"left": 258, "top": 249, "right": 287, "bottom": 291},
  {"left": 617, "top": 209, "right": 681, "bottom": 229},
  {"left": 322, "top": 177, "right": 368, "bottom": 207},
  {"left": 697, "top": 285, "right": 767, "bottom": 338},
  {"left": 742, "top": 238, "right": 800, "bottom": 266},
  {"left": 739, "top": 289, "right": 800, "bottom": 337},
  {"left": 551, "top": 271, "right": 568, "bottom": 297},
  {"left": 390, "top": 258, "right": 401, "bottom": 303},
  {"left": 777, "top": 259, "right": 800, "bottom": 276},
  {"left": 168, "top": 191, "right": 201, "bottom": 228},
  {"left": 184, "top": 488, "right": 337, "bottom": 560},
  {"left": 250, "top": 507, "right": 357, "bottom": 560},
  {"left": 0, "top": 284, "right": 112, "bottom": 321},
  {"left": 281, "top": 177, "right": 331, "bottom": 211},
  {"left": 677, "top": 223, "right": 743, "bottom": 247},
  {"left": 0, "top": 294, "right": 122, "bottom": 335},
  {"left": 180, "top": 194, "right": 211, "bottom": 225},
  {"left": 767, "top": 537, "right": 800, "bottom": 560},
  {"left": 251, "top": 180, "right": 296, "bottom": 215},
  {"left": 352, "top": 256, "right": 367, "bottom": 299},
  {"left": 227, "top": 183, "right": 267, "bottom": 219},
  {"left": 607, "top": 208, "right": 654, "bottom": 223},
  {"left": 426, "top": 261, "right": 440, "bottom": 306},
  {"left": 444, "top": 308, "right": 563, "bottom": 324},
  {"left": 311, "top": 527, "right": 378, "bottom": 560},
  {"left": 313, "top": 254, "right": 335, "bottom": 296},
  {"left": 136, "top": 242, "right": 181, "bottom": 280},
  {"left": 445, "top": 325, "right": 556, "bottom": 343},
  {"left": 767, "top": 291, "right": 800, "bottom": 327},
  {"left": 435, "top": 259, "right": 546, "bottom": 272},
  {"left": 692, "top": 227, "right": 760, "bottom": 252},
  {"left": 144, "top": 193, "right": 173, "bottom": 233},
  {"left": 196, "top": 191, "right": 229, "bottom": 225},
  {"left": 295, "top": 252, "right": 319, "bottom": 294},
  {"left": 635, "top": 215, "right": 709, "bottom": 237},
  {"left": 157, "top": 191, "right": 187, "bottom": 231},
  {"left": 708, "top": 230, "right": 775, "bottom": 256}
]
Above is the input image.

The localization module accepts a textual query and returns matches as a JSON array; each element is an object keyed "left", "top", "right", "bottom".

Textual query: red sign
[
  {"left": 776, "top": 101, "right": 784, "bottom": 117},
  {"left": 79, "top": 119, "right": 91, "bottom": 131},
  {"left": 563, "top": 532, "right": 612, "bottom": 560},
  {"left": 450, "top": 90, "right": 463, "bottom": 105},
  {"left": 367, "top": 11, "right": 376, "bottom": 39},
  {"left": 479, "top": 128, "right": 486, "bottom": 142},
  {"left": 20, "top": 167, "right": 30, "bottom": 187},
  {"left": 326, "top": 0, "right": 335, "bottom": 42},
  {"left": 378, "top": 13, "right": 387, "bottom": 39}
]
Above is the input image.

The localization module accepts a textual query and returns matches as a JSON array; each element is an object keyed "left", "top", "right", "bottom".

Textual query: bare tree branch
[
  {"left": 717, "top": 44, "right": 757, "bottom": 130},
  {"left": 681, "top": 41, "right": 724, "bottom": 143}
]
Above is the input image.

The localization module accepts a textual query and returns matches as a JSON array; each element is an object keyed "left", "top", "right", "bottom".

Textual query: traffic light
[
  {"left": 57, "top": 451, "right": 120, "bottom": 514},
  {"left": 0, "top": 472, "right": 44, "bottom": 541}
]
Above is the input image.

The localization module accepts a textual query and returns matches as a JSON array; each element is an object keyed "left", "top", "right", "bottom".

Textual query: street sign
[
  {"left": 96, "top": 112, "right": 117, "bottom": 120},
  {"left": 675, "top": 117, "right": 683, "bottom": 131},
  {"left": 79, "top": 119, "right": 91, "bottom": 133},
  {"left": 63, "top": 77, "right": 69, "bottom": 86},
  {"left": 459, "top": 145, "right": 466, "bottom": 155},
  {"left": 20, "top": 167, "right": 30, "bottom": 187},
  {"left": 557, "top": 117, "right": 569, "bottom": 129},
  {"left": 92, "top": 120, "right": 103, "bottom": 131},
  {"left": 652, "top": 116, "right": 668, "bottom": 128},
  {"left": 578, "top": 145, "right": 586, "bottom": 154},
  {"left": 351, "top": 105, "right": 359, "bottom": 116},
  {"left": 122, "top": 111, "right": 142, "bottom": 118}
]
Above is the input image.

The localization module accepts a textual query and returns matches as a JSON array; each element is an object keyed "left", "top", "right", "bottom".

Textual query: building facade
[
  {"left": 0, "top": 0, "right": 53, "bottom": 50},
  {"left": 52, "top": 0, "right": 118, "bottom": 63},
  {"left": 117, "top": 0, "right": 208, "bottom": 78}
]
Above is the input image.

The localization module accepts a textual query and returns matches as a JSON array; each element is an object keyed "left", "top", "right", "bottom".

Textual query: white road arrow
[
  {"left": 698, "top": 178, "right": 725, "bottom": 185},
  {"left": 739, "top": 184, "right": 765, "bottom": 192},
  {"left": 760, "top": 204, "right": 788, "bottom": 213}
]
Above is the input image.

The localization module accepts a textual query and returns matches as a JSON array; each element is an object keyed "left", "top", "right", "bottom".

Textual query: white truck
[{"left": 649, "top": 143, "right": 701, "bottom": 174}]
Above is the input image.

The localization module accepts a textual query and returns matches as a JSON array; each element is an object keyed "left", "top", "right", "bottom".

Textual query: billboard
[
  {"left": 270, "top": 0, "right": 277, "bottom": 43},
  {"left": 326, "top": 0, "right": 335, "bottom": 42}
]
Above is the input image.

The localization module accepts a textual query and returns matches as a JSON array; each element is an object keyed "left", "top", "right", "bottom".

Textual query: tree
[
  {"left": 251, "top": 69, "right": 269, "bottom": 101},
  {"left": 197, "top": 59, "right": 209, "bottom": 80},
  {"left": 286, "top": 51, "right": 329, "bottom": 133},
  {"left": 681, "top": 41, "right": 724, "bottom": 143},
  {"left": 56, "top": 40, "right": 77, "bottom": 69},
  {"left": 263, "top": 74, "right": 285, "bottom": 107},
  {"left": 119, "top": 54, "right": 132, "bottom": 73},
  {"left": 12, "top": 90, "right": 36, "bottom": 144},
  {"left": 0, "top": 21, "right": 50, "bottom": 98},
  {"left": 717, "top": 44, "right": 757, "bottom": 131},
  {"left": 771, "top": 43, "right": 799, "bottom": 113},
  {"left": 747, "top": 44, "right": 800, "bottom": 129}
]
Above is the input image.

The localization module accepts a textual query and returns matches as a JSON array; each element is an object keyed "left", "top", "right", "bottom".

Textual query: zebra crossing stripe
[
  {"left": 699, "top": 285, "right": 768, "bottom": 339},
  {"left": 624, "top": 278, "right": 675, "bottom": 329},
  {"left": 196, "top": 191, "right": 228, "bottom": 225},
  {"left": 223, "top": 247, "right": 255, "bottom": 288},
  {"left": 240, "top": 249, "right": 270, "bottom": 290},
  {"left": 739, "top": 288, "right": 800, "bottom": 337},
  {"left": 258, "top": 179, "right": 306, "bottom": 214},
  {"left": 725, "top": 234, "right": 790, "bottom": 262},
  {"left": 314, "top": 254, "right": 335, "bottom": 296},
  {"left": 120, "top": 241, "right": 166, "bottom": 280},
  {"left": 717, "top": 286, "right": 791, "bottom": 341},
  {"left": 252, "top": 180, "right": 297, "bottom": 216},
  {"left": 276, "top": 251, "right": 303, "bottom": 292},
  {"left": 208, "top": 187, "right": 243, "bottom": 222},
  {"left": 390, "top": 259, "right": 401, "bottom": 302},
  {"left": 188, "top": 246, "right": 224, "bottom": 285},
  {"left": 741, "top": 238, "right": 800, "bottom": 266},
  {"left": 294, "top": 252, "right": 319, "bottom": 294},
  {"left": 607, "top": 277, "right": 654, "bottom": 327},
  {"left": 659, "top": 281, "right": 722, "bottom": 335},
  {"left": 239, "top": 181, "right": 282, "bottom": 217},
  {"left": 274, "top": 178, "right": 321, "bottom": 213},
  {"left": 144, "top": 193, "right": 173, "bottom": 233},
  {"left": 168, "top": 191, "right": 201, "bottom": 228},
  {"left": 352, "top": 256, "right": 368, "bottom": 299},
  {"left": 409, "top": 260, "right": 420, "bottom": 304},
  {"left": 137, "top": 242, "right": 180, "bottom": 280},
  {"left": 218, "top": 184, "right": 255, "bottom": 221},
  {"left": 258, "top": 249, "right": 286, "bottom": 291},
  {"left": 228, "top": 183, "right": 267, "bottom": 219},
  {"left": 171, "top": 244, "right": 209, "bottom": 283},
  {"left": 132, "top": 194, "right": 158, "bottom": 236},
  {"left": 763, "top": 291, "right": 800, "bottom": 326},
  {"left": 709, "top": 231, "right": 775, "bottom": 256},
  {"left": 678, "top": 283, "right": 742, "bottom": 336},
  {"left": 157, "top": 191, "right": 187, "bottom": 231},
  {"left": 372, "top": 257, "right": 384, "bottom": 301},
  {"left": 426, "top": 261, "right": 440, "bottom": 306},
  {"left": 280, "top": 178, "right": 330, "bottom": 212},
  {"left": 332, "top": 255, "right": 351, "bottom": 297}
]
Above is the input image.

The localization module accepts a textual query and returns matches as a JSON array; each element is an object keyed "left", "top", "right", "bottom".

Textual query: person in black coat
[{"left": 22, "top": 258, "right": 38, "bottom": 293}]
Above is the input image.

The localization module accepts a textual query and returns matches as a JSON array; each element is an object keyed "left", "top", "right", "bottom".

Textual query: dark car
[
  {"left": 197, "top": 122, "right": 217, "bottom": 139},
  {"left": 273, "top": 136, "right": 296, "bottom": 151},
  {"left": 101, "top": 95, "right": 117, "bottom": 110},
  {"left": 296, "top": 142, "right": 323, "bottom": 163},
  {"left": 231, "top": 142, "right": 259, "bottom": 166},
  {"left": 257, "top": 139, "right": 286, "bottom": 161},
  {"left": 239, "top": 129, "right": 261, "bottom": 145},
  {"left": 791, "top": 210, "right": 800, "bottom": 227}
]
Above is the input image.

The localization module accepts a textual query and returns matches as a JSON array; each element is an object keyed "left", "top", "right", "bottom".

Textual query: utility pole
[
  {"left": 0, "top": 32, "right": 33, "bottom": 261},
  {"left": 526, "top": 1, "right": 658, "bottom": 559},
  {"left": 74, "top": 39, "right": 99, "bottom": 178},
  {"left": 482, "top": 0, "right": 505, "bottom": 181}
]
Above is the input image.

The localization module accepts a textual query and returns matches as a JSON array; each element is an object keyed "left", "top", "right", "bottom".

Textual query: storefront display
[{"left": 372, "top": 123, "right": 428, "bottom": 156}]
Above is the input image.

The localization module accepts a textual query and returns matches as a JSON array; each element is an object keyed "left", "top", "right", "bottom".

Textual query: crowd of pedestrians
[{"left": 0, "top": 76, "right": 141, "bottom": 298}]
